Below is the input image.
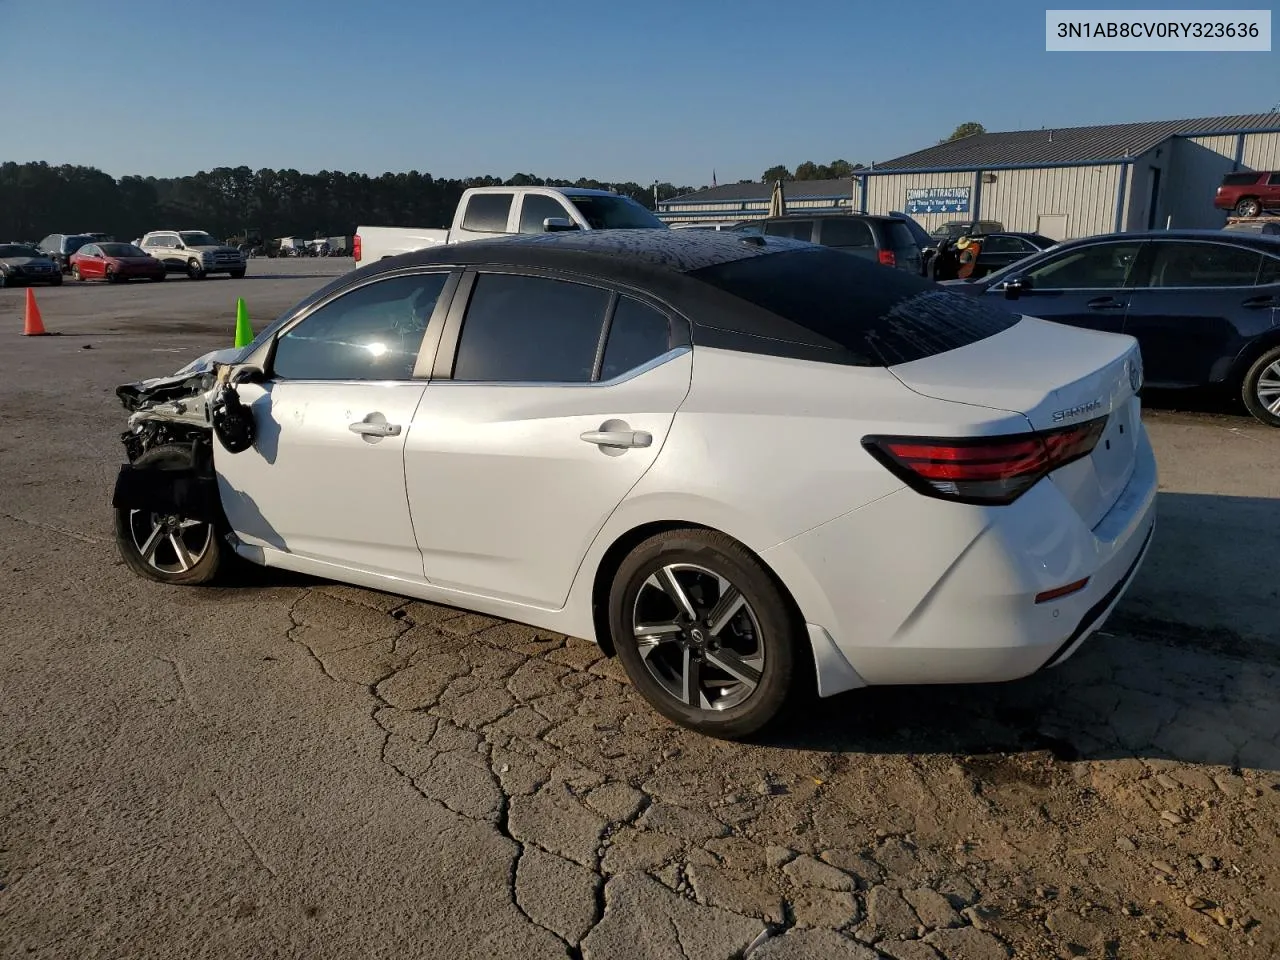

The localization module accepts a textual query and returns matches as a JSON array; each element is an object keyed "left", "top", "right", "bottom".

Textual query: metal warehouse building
[{"left": 659, "top": 113, "right": 1280, "bottom": 240}]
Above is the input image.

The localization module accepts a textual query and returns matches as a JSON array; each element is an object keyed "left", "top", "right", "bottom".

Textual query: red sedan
[{"left": 70, "top": 242, "right": 166, "bottom": 283}]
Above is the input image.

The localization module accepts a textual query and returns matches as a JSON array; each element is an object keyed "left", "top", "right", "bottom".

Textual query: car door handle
[
  {"left": 1086, "top": 297, "right": 1126, "bottom": 310},
  {"left": 1241, "top": 295, "right": 1278, "bottom": 309},
  {"left": 580, "top": 429, "right": 652, "bottom": 449},
  {"left": 349, "top": 420, "right": 401, "bottom": 437}
]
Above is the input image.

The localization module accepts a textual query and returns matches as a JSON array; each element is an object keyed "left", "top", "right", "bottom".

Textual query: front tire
[
  {"left": 187, "top": 259, "right": 206, "bottom": 280},
  {"left": 229, "top": 268, "right": 246, "bottom": 279},
  {"left": 1234, "top": 198, "right": 1262, "bottom": 218},
  {"left": 50, "top": 273, "right": 63, "bottom": 286},
  {"left": 1242, "top": 345, "right": 1280, "bottom": 427},
  {"left": 608, "top": 528, "right": 797, "bottom": 740},
  {"left": 114, "top": 444, "right": 225, "bottom": 585}
]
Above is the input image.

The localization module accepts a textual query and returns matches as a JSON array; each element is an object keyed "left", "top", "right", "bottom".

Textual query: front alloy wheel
[
  {"left": 113, "top": 444, "right": 225, "bottom": 584},
  {"left": 610, "top": 528, "right": 797, "bottom": 739}
]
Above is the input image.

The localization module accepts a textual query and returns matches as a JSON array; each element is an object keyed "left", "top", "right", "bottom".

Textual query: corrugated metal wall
[
  {"left": 1157, "top": 136, "right": 1236, "bottom": 229},
  {"left": 1242, "top": 131, "right": 1280, "bottom": 170},
  {"left": 863, "top": 172, "right": 973, "bottom": 233},
  {"left": 981, "top": 165, "right": 1121, "bottom": 238}
]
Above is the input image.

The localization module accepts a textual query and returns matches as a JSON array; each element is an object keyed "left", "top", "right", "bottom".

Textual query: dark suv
[
  {"left": 1214, "top": 171, "right": 1280, "bottom": 218},
  {"left": 38, "top": 233, "right": 97, "bottom": 273},
  {"left": 731, "top": 214, "right": 922, "bottom": 272}
]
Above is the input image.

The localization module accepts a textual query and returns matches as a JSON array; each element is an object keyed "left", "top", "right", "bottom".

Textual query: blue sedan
[{"left": 943, "top": 230, "right": 1280, "bottom": 426}]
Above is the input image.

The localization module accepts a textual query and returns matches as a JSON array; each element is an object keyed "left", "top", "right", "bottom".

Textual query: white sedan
[{"left": 112, "top": 230, "right": 1157, "bottom": 739}]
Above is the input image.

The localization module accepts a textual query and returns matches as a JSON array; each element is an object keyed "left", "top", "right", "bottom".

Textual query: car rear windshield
[{"left": 687, "top": 247, "right": 1019, "bottom": 366}]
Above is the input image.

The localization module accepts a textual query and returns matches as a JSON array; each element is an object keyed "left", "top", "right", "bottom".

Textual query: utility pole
[{"left": 653, "top": 180, "right": 659, "bottom": 209}]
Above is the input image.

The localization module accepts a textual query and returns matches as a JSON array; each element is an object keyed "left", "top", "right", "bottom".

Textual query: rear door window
[
  {"left": 461, "top": 193, "right": 514, "bottom": 233},
  {"left": 818, "top": 218, "right": 875, "bottom": 249},
  {"left": 1145, "top": 242, "right": 1262, "bottom": 288},
  {"left": 452, "top": 273, "right": 612, "bottom": 382},
  {"left": 763, "top": 220, "right": 815, "bottom": 242},
  {"left": 600, "top": 298, "right": 671, "bottom": 381},
  {"left": 688, "top": 247, "right": 1019, "bottom": 366}
]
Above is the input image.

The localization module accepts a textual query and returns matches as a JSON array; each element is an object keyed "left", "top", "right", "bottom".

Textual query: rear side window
[
  {"left": 886, "top": 222, "right": 918, "bottom": 251},
  {"left": 453, "top": 273, "right": 611, "bottom": 382},
  {"left": 1222, "top": 172, "right": 1261, "bottom": 186},
  {"left": 461, "top": 194, "right": 514, "bottom": 233},
  {"left": 819, "top": 218, "right": 875, "bottom": 249},
  {"left": 1259, "top": 254, "right": 1280, "bottom": 285},
  {"left": 601, "top": 298, "right": 671, "bottom": 381},
  {"left": 764, "top": 220, "right": 814, "bottom": 242},
  {"left": 688, "top": 248, "right": 1019, "bottom": 367},
  {"left": 1268, "top": 173, "right": 1280, "bottom": 186}
]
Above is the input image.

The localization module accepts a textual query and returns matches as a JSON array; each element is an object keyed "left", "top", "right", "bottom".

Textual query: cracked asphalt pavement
[{"left": 2, "top": 261, "right": 1278, "bottom": 959}]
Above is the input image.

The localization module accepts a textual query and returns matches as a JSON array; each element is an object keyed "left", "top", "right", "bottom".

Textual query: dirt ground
[{"left": 1, "top": 261, "right": 1277, "bottom": 960}]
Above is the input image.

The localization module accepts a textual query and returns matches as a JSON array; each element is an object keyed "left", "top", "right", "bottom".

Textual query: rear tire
[
  {"left": 608, "top": 528, "right": 798, "bottom": 740},
  {"left": 113, "top": 444, "right": 225, "bottom": 586},
  {"left": 50, "top": 274, "right": 63, "bottom": 286},
  {"left": 1242, "top": 345, "right": 1280, "bottom": 427},
  {"left": 229, "top": 269, "right": 246, "bottom": 279},
  {"left": 1234, "top": 198, "right": 1262, "bottom": 218}
]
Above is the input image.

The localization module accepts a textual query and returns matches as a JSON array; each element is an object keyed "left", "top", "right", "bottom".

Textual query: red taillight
[
  {"left": 878, "top": 249, "right": 896, "bottom": 267},
  {"left": 353, "top": 234, "right": 362, "bottom": 262},
  {"left": 862, "top": 416, "right": 1107, "bottom": 505}
]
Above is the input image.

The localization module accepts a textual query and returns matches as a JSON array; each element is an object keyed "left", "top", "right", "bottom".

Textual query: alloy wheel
[
  {"left": 127, "top": 510, "right": 213, "bottom": 575},
  {"left": 630, "top": 563, "right": 765, "bottom": 712},
  {"left": 1257, "top": 358, "right": 1280, "bottom": 417}
]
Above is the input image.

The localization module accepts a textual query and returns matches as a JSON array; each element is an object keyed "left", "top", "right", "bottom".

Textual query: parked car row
[{"left": 2, "top": 230, "right": 249, "bottom": 285}]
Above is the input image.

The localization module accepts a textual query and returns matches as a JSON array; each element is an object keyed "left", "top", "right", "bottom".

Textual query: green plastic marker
[{"left": 234, "top": 297, "right": 253, "bottom": 348}]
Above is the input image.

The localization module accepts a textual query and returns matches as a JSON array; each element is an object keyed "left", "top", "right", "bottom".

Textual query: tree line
[
  {"left": 758, "top": 124, "right": 986, "bottom": 183},
  {"left": 0, "top": 162, "right": 700, "bottom": 245}
]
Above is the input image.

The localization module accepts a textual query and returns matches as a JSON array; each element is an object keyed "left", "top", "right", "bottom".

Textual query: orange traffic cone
[{"left": 22, "top": 288, "right": 49, "bottom": 336}]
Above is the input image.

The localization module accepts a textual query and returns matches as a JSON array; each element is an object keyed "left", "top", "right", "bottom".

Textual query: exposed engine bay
[{"left": 112, "top": 348, "right": 256, "bottom": 523}]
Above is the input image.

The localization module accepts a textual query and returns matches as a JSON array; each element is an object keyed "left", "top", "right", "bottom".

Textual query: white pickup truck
[{"left": 354, "top": 186, "right": 667, "bottom": 264}]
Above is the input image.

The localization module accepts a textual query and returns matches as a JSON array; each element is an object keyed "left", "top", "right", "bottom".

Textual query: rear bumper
[{"left": 765, "top": 425, "right": 1159, "bottom": 689}]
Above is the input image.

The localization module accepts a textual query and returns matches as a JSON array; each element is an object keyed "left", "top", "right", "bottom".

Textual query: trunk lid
[{"left": 888, "top": 316, "right": 1143, "bottom": 529}]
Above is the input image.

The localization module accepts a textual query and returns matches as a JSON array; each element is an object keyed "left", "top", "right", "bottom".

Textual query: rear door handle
[
  {"left": 1242, "top": 295, "right": 1278, "bottom": 309},
  {"left": 1086, "top": 296, "right": 1126, "bottom": 310},
  {"left": 349, "top": 420, "right": 401, "bottom": 437},
  {"left": 580, "top": 429, "right": 652, "bottom": 449}
]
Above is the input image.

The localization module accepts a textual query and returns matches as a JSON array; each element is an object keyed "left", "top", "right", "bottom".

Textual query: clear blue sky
[{"left": 3, "top": 0, "right": 1275, "bottom": 186}]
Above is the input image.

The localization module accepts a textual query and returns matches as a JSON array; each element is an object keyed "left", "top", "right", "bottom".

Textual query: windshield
[
  {"left": 179, "top": 231, "right": 219, "bottom": 247},
  {"left": 0, "top": 244, "right": 43, "bottom": 258},
  {"left": 100, "top": 242, "right": 147, "bottom": 257},
  {"left": 567, "top": 195, "right": 666, "bottom": 230}
]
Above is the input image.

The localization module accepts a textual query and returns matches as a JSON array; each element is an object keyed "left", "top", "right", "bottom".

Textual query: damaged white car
[{"left": 112, "top": 230, "right": 1156, "bottom": 739}]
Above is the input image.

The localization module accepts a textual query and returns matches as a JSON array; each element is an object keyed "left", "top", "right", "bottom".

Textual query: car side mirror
[
  {"left": 1003, "top": 276, "right": 1031, "bottom": 300},
  {"left": 228, "top": 364, "right": 266, "bottom": 384},
  {"left": 543, "top": 217, "right": 579, "bottom": 232}
]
